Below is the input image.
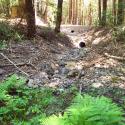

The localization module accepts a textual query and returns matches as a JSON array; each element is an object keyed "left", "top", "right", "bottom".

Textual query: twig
[
  {"left": 0, "top": 63, "right": 25, "bottom": 67},
  {"left": 0, "top": 62, "right": 37, "bottom": 70},
  {"left": 104, "top": 53, "right": 125, "bottom": 61},
  {"left": 0, "top": 53, "right": 29, "bottom": 77}
]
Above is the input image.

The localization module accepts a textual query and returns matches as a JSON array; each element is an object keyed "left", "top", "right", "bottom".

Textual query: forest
[{"left": 0, "top": 0, "right": 125, "bottom": 125}]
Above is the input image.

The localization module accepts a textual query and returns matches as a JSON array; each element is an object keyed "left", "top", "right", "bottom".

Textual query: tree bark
[
  {"left": 73, "top": 0, "right": 76, "bottom": 24},
  {"left": 117, "top": 0, "right": 124, "bottom": 25},
  {"left": 78, "top": 0, "right": 82, "bottom": 25},
  {"left": 88, "top": 3, "right": 92, "bottom": 26},
  {"left": 112, "top": 0, "right": 117, "bottom": 25},
  {"left": 101, "top": 0, "right": 107, "bottom": 26},
  {"left": 43, "top": 0, "right": 48, "bottom": 23},
  {"left": 69, "top": 0, "right": 72, "bottom": 24},
  {"left": 72, "top": 0, "right": 77, "bottom": 24},
  {"left": 98, "top": 0, "right": 102, "bottom": 25},
  {"left": 55, "top": 0, "right": 63, "bottom": 33},
  {"left": 76, "top": 0, "right": 78, "bottom": 24},
  {"left": 6, "top": 0, "right": 10, "bottom": 17},
  {"left": 25, "top": 0, "right": 36, "bottom": 38},
  {"left": 71, "top": 0, "right": 74, "bottom": 24}
]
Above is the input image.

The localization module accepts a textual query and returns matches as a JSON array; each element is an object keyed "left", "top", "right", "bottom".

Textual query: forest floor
[{"left": 0, "top": 25, "right": 125, "bottom": 109}]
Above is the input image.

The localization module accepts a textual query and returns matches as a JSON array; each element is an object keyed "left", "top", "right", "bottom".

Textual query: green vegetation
[
  {"left": 0, "top": 75, "right": 125, "bottom": 125},
  {"left": 0, "top": 0, "right": 125, "bottom": 124},
  {"left": 0, "top": 21, "right": 24, "bottom": 43},
  {"left": 0, "top": 75, "right": 73, "bottom": 124},
  {"left": 0, "top": 40, "right": 7, "bottom": 49},
  {"left": 112, "top": 26, "right": 125, "bottom": 44},
  {"left": 43, "top": 94, "right": 125, "bottom": 125}
]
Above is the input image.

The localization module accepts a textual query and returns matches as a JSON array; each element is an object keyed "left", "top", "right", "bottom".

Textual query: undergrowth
[
  {"left": 0, "top": 74, "right": 73, "bottom": 125},
  {"left": 0, "top": 74, "right": 125, "bottom": 125},
  {"left": 43, "top": 94, "right": 125, "bottom": 125},
  {"left": 0, "top": 21, "right": 24, "bottom": 47},
  {"left": 112, "top": 26, "right": 125, "bottom": 44}
]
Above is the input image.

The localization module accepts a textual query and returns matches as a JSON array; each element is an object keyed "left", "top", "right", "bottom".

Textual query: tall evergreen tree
[
  {"left": 68, "top": 0, "right": 73, "bottom": 24},
  {"left": 117, "top": 0, "right": 124, "bottom": 25},
  {"left": 113, "top": 0, "right": 117, "bottom": 25},
  {"left": 101, "top": 0, "right": 107, "bottom": 26},
  {"left": 55, "top": 0, "right": 63, "bottom": 33},
  {"left": 25, "top": 0, "right": 36, "bottom": 38},
  {"left": 98, "top": 0, "right": 102, "bottom": 25}
]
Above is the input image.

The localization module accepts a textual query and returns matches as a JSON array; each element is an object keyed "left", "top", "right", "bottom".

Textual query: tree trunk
[
  {"left": 34, "top": 0, "right": 37, "bottom": 19},
  {"left": 25, "top": 0, "right": 36, "bottom": 38},
  {"left": 55, "top": 0, "right": 63, "bottom": 33},
  {"left": 98, "top": 0, "right": 102, "bottom": 25},
  {"left": 69, "top": 0, "right": 72, "bottom": 24},
  {"left": 113, "top": 0, "right": 117, "bottom": 25},
  {"left": 78, "top": 0, "right": 82, "bottom": 25},
  {"left": 88, "top": 3, "right": 92, "bottom": 26},
  {"left": 72, "top": 0, "right": 75, "bottom": 24},
  {"left": 73, "top": 0, "right": 77, "bottom": 24},
  {"left": 6, "top": 0, "right": 10, "bottom": 17},
  {"left": 101, "top": 0, "right": 107, "bottom": 26},
  {"left": 117, "top": 0, "right": 124, "bottom": 25},
  {"left": 43, "top": 0, "right": 48, "bottom": 23},
  {"left": 76, "top": 0, "right": 78, "bottom": 24}
]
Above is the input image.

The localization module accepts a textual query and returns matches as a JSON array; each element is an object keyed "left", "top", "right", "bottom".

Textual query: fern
[
  {"left": 42, "top": 115, "right": 65, "bottom": 125},
  {"left": 0, "top": 74, "right": 26, "bottom": 93},
  {"left": 0, "top": 75, "right": 57, "bottom": 124},
  {"left": 42, "top": 94, "right": 125, "bottom": 125},
  {"left": 0, "top": 74, "right": 26, "bottom": 101}
]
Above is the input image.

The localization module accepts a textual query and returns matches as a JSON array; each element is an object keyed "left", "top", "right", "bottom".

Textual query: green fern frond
[
  {"left": 42, "top": 94, "right": 125, "bottom": 125},
  {"left": 42, "top": 115, "right": 65, "bottom": 125}
]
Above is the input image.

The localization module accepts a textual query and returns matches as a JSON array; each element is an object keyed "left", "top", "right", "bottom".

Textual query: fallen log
[{"left": 104, "top": 53, "right": 125, "bottom": 61}]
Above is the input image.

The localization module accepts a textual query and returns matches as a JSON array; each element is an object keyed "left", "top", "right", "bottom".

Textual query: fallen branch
[
  {"left": 0, "top": 62, "right": 37, "bottom": 70},
  {"left": 0, "top": 53, "right": 29, "bottom": 77},
  {"left": 104, "top": 53, "right": 125, "bottom": 61},
  {"left": 0, "top": 63, "right": 25, "bottom": 67}
]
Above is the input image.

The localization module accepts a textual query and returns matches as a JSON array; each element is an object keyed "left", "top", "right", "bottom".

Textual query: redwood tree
[
  {"left": 113, "top": 0, "right": 117, "bottom": 25},
  {"left": 117, "top": 0, "right": 124, "bottom": 25},
  {"left": 69, "top": 0, "right": 72, "bottom": 24},
  {"left": 25, "top": 0, "right": 36, "bottom": 38},
  {"left": 101, "top": 0, "right": 107, "bottom": 26},
  {"left": 55, "top": 0, "right": 63, "bottom": 33},
  {"left": 98, "top": 0, "right": 102, "bottom": 25}
]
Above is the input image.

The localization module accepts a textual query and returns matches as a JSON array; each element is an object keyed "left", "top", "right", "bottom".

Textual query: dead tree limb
[
  {"left": 104, "top": 53, "right": 125, "bottom": 61},
  {"left": 0, "top": 53, "right": 29, "bottom": 77},
  {"left": 0, "top": 62, "right": 37, "bottom": 70}
]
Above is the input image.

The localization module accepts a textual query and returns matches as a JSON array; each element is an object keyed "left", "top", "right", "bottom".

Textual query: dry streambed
[
  {"left": 27, "top": 47, "right": 125, "bottom": 90},
  {"left": 0, "top": 26, "right": 125, "bottom": 107}
]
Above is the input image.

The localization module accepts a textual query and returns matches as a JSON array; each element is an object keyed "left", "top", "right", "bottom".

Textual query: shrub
[
  {"left": 42, "top": 94, "right": 125, "bottom": 125},
  {"left": 112, "top": 26, "right": 125, "bottom": 44},
  {"left": 1, "top": 75, "right": 124, "bottom": 125},
  {"left": 0, "top": 21, "right": 24, "bottom": 42},
  {"left": 0, "top": 74, "right": 56, "bottom": 124},
  {"left": 0, "top": 21, "right": 13, "bottom": 40},
  {"left": 0, "top": 40, "right": 7, "bottom": 49}
]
